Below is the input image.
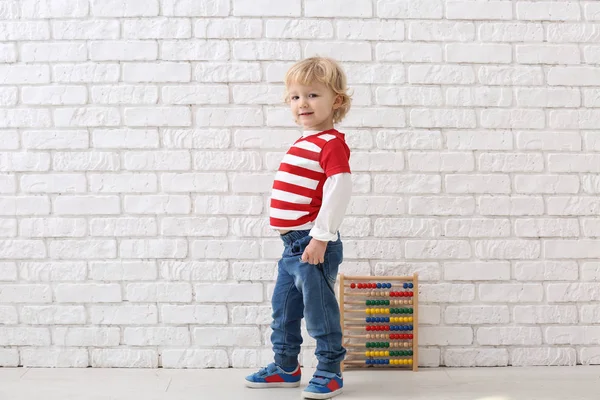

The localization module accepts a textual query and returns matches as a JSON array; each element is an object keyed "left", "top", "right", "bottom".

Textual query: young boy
[{"left": 244, "top": 57, "right": 352, "bottom": 399}]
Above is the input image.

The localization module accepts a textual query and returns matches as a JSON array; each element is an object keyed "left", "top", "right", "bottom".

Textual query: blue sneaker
[
  {"left": 302, "top": 370, "right": 343, "bottom": 399},
  {"left": 245, "top": 363, "right": 301, "bottom": 388}
]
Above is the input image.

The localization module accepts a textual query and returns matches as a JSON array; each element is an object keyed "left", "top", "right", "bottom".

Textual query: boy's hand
[{"left": 301, "top": 238, "right": 327, "bottom": 265}]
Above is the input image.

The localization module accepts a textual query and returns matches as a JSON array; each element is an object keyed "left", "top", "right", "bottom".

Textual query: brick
[
  {"left": 120, "top": 239, "right": 187, "bottom": 259},
  {"left": 93, "top": 128, "right": 159, "bottom": 148},
  {"left": 580, "top": 348, "right": 600, "bottom": 365},
  {"left": 20, "top": 262, "right": 86, "bottom": 281},
  {"left": 20, "top": 217, "right": 86, "bottom": 236},
  {"left": 53, "top": 19, "right": 119, "bottom": 39},
  {"left": 347, "top": 196, "right": 405, "bottom": 215},
  {"left": 479, "top": 283, "right": 543, "bottom": 302},
  {"left": 162, "top": 0, "right": 229, "bottom": 16},
  {"left": 517, "top": 44, "right": 580, "bottom": 65},
  {"left": 0, "top": 109, "right": 52, "bottom": 128},
  {"left": 582, "top": 262, "right": 600, "bottom": 281},
  {"left": 479, "top": 153, "right": 544, "bottom": 172},
  {"left": 479, "top": 22, "right": 543, "bottom": 42},
  {"left": 0, "top": 306, "right": 18, "bottom": 324},
  {"left": 124, "top": 107, "right": 191, "bottom": 127},
  {"left": 446, "top": 87, "right": 512, "bottom": 107},
  {"left": 162, "top": 349, "right": 228, "bottom": 368},
  {"left": 124, "top": 195, "right": 191, "bottom": 214},
  {"left": 0, "top": 349, "right": 18, "bottom": 367},
  {"left": 21, "top": 174, "right": 86, "bottom": 194},
  {"left": 90, "top": 305, "right": 157, "bottom": 325},
  {"left": 233, "top": 41, "right": 300, "bottom": 61},
  {"left": 124, "top": 327, "right": 190, "bottom": 346},
  {"left": 343, "top": 240, "right": 403, "bottom": 259},
  {"left": 419, "top": 283, "right": 475, "bottom": 302},
  {"left": 515, "top": 218, "right": 580, "bottom": 238},
  {"left": 53, "top": 195, "right": 120, "bottom": 215},
  {"left": 479, "top": 195, "right": 544, "bottom": 216},
  {"left": 377, "top": 43, "right": 442, "bottom": 62},
  {"left": 405, "top": 240, "right": 471, "bottom": 259},
  {"left": 55, "top": 283, "right": 121, "bottom": 303},
  {"left": 23, "top": 130, "right": 88, "bottom": 149},
  {"left": 0, "top": 21, "right": 50, "bottom": 40},
  {"left": 479, "top": 66, "right": 544, "bottom": 86},
  {"left": 233, "top": 0, "right": 299, "bottom": 16},
  {"left": 193, "top": 327, "right": 261, "bottom": 346},
  {"left": 545, "top": 240, "right": 600, "bottom": 259},
  {"left": 123, "top": 62, "right": 190, "bottom": 83},
  {"left": 196, "top": 107, "right": 263, "bottom": 127},
  {"left": 0, "top": 43, "right": 16, "bottom": 62},
  {"left": 446, "top": 43, "right": 512, "bottom": 63},
  {"left": 377, "top": 0, "right": 443, "bottom": 19},
  {"left": 548, "top": 67, "right": 600, "bottom": 86},
  {"left": 516, "top": 131, "right": 581, "bottom": 151},
  {"left": 514, "top": 305, "right": 578, "bottom": 324},
  {"left": 480, "top": 109, "right": 545, "bottom": 129},
  {"left": 161, "top": 173, "right": 227, "bottom": 192},
  {"left": 197, "top": 18, "right": 261, "bottom": 39},
  {"left": 191, "top": 240, "right": 259, "bottom": 259},
  {"left": 446, "top": 174, "right": 511, "bottom": 194},
  {"left": 374, "top": 218, "right": 440, "bottom": 238},
  {"left": 547, "top": 196, "right": 600, "bottom": 216},
  {"left": 0, "top": 89, "right": 17, "bottom": 107},
  {"left": 546, "top": 326, "right": 600, "bottom": 345},
  {"left": 231, "top": 173, "right": 272, "bottom": 193},
  {"left": 123, "top": 151, "right": 189, "bottom": 171},
  {"left": 161, "top": 305, "right": 227, "bottom": 324},
  {"left": 345, "top": 64, "right": 406, "bottom": 84},
  {"left": 90, "top": 261, "right": 157, "bottom": 281},
  {"left": 0, "top": 196, "right": 50, "bottom": 215},
  {"left": 475, "top": 240, "right": 540, "bottom": 259},
  {"left": 92, "top": 349, "right": 158, "bottom": 368},
  {"left": 54, "top": 107, "right": 120, "bottom": 127},
  {"left": 447, "top": 1, "right": 512, "bottom": 20},
  {"left": 514, "top": 175, "right": 579, "bottom": 194},
  {"left": 21, "top": 306, "right": 85, "bottom": 325},
  {"left": 374, "top": 174, "right": 441, "bottom": 193},
  {"left": 444, "top": 218, "right": 510, "bottom": 237},
  {"left": 445, "top": 262, "right": 510, "bottom": 281},
  {"left": 409, "top": 21, "right": 474, "bottom": 41},
  {"left": 376, "top": 86, "right": 443, "bottom": 106},
  {"left": 511, "top": 348, "right": 576, "bottom": 366},
  {"left": 91, "top": 0, "right": 158, "bottom": 16},
  {"left": 306, "top": 42, "right": 372, "bottom": 62},
  {"left": 420, "top": 327, "right": 473, "bottom": 345},
  {"left": 22, "top": 42, "right": 87, "bottom": 62},
  {"left": 0, "top": 240, "right": 47, "bottom": 259},
  {"left": 0, "top": 327, "right": 50, "bottom": 346},
  {"left": 446, "top": 130, "right": 512, "bottom": 150},
  {"left": 517, "top": 1, "right": 580, "bottom": 21},
  {"left": 445, "top": 305, "right": 509, "bottom": 324},
  {"left": 409, "top": 65, "right": 475, "bottom": 85},
  {"left": 409, "top": 196, "right": 475, "bottom": 216},
  {"left": 478, "top": 327, "right": 542, "bottom": 346},
  {"left": 408, "top": 152, "right": 473, "bottom": 172},
  {"left": 444, "top": 348, "right": 508, "bottom": 367},
  {"left": 53, "top": 63, "right": 119, "bottom": 83},
  {"left": 22, "top": 0, "right": 89, "bottom": 18},
  {"left": 339, "top": 20, "right": 403, "bottom": 40},
  {"left": 515, "top": 260, "right": 578, "bottom": 281}
]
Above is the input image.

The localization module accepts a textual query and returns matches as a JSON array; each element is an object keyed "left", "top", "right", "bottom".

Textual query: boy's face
[{"left": 287, "top": 81, "right": 341, "bottom": 132}]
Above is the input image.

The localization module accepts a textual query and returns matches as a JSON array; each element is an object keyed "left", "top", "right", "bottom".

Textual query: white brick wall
[{"left": 0, "top": 0, "right": 598, "bottom": 369}]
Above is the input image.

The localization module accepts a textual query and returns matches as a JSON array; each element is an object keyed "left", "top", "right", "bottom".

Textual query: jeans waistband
[{"left": 280, "top": 230, "right": 311, "bottom": 246}]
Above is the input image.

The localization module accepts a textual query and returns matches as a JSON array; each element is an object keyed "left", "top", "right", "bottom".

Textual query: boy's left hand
[{"left": 301, "top": 238, "right": 327, "bottom": 265}]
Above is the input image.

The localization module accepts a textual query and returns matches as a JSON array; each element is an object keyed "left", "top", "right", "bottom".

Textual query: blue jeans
[{"left": 271, "top": 230, "right": 346, "bottom": 374}]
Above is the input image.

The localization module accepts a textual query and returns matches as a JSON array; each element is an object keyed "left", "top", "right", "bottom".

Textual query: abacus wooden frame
[{"left": 339, "top": 273, "right": 419, "bottom": 372}]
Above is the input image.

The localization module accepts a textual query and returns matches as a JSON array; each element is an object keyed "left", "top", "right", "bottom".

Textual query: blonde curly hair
[{"left": 284, "top": 57, "right": 352, "bottom": 124}]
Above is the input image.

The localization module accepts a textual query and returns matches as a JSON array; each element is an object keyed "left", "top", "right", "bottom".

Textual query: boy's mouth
[{"left": 299, "top": 112, "right": 313, "bottom": 116}]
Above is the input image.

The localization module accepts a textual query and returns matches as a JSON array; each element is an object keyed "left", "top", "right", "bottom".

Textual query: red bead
[
  {"left": 409, "top": 292, "right": 414, "bottom": 297},
  {"left": 408, "top": 334, "right": 413, "bottom": 339},
  {"left": 350, "top": 283, "right": 356, "bottom": 289},
  {"left": 370, "top": 283, "right": 376, "bottom": 289},
  {"left": 385, "top": 326, "right": 390, "bottom": 331},
  {"left": 366, "top": 326, "right": 371, "bottom": 331}
]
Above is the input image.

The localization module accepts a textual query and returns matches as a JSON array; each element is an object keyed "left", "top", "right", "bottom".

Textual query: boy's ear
[{"left": 333, "top": 94, "right": 343, "bottom": 109}]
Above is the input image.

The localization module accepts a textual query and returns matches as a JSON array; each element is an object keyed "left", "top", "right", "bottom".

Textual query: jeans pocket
[
  {"left": 323, "top": 244, "right": 343, "bottom": 285},
  {"left": 290, "top": 235, "right": 312, "bottom": 256}
]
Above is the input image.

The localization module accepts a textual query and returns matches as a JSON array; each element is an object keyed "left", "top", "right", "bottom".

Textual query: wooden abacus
[{"left": 339, "top": 274, "right": 418, "bottom": 372}]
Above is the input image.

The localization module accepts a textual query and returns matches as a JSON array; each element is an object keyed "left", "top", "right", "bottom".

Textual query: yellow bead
[
  {"left": 365, "top": 351, "right": 369, "bottom": 357},
  {"left": 385, "top": 308, "right": 390, "bottom": 314},
  {"left": 409, "top": 317, "right": 413, "bottom": 322},
  {"left": 385, "top": 351, "right": 390, "bottom": 357},
  {"left": 408, "top": 359, "right": 413, "bottom": 365}
]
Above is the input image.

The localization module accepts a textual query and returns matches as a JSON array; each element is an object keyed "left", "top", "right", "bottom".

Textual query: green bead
[
  {"left": 385, "top": 342, "right": 389, "bottom": 348},
  {"left": 409, "top": 308, "right": 413, "bottom": 314}
]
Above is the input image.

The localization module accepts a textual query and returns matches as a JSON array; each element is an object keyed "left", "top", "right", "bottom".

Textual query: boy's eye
[
  {"left": 291, "top": 96, "right": 299, "bottom": 100},
  {"left": 309, "top": 94, "right": 318, "bottom": 98}
]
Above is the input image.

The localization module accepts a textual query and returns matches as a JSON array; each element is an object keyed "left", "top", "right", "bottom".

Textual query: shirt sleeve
[
  {"left": 320, "top": 138, "right": 351, "bottom": 177},
  {"left": 309, "top": 173, "right": 352, "bottom": 242}
]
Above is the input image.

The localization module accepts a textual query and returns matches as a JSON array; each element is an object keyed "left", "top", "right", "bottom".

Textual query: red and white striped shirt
[{"left": 270, "top": 129, "right": 351, "bottom": 230}]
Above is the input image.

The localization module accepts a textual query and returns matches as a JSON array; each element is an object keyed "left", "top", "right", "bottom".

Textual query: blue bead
[
  {"left": 376, "top": 283, "right": 382, "bottom": 288},
  {"left": 409, "top": 283, "right": 414, "bottom": 288},
  {"left": 387, "top": 283, "right": 392, "bottom": 288},
  {"left": 409, "top": 325, "right": 413, "bottom": 330},
  {"left": 385, "top": 359, "right": 390, "bottom": 365},
  {"left": 403, "top": 282, "right": 408, "bottom": 289}
]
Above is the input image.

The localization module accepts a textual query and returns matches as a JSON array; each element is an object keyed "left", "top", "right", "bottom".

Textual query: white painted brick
[
  {"left": 515, "top": 219, "right": 580, "bottom": 238},
  {"left": 514, "top": 305, "right": 578, "bottom": 324},
  {"left": 546, "top": 326, "right": 600, "bottom": 345},
  {"left": 125, "top": 282, "right": 191, "bottom": 302},
  {"left": 479, "top": 195, "right": 544, "bottom": 216},
  {"left": 196, "top": 107, "right": 263, "bottom": 127},
  {"left": 517, "top": 131, "right": 581, "bottom": 151},
  {"left": 0, "top": 349, "right": 19, "bottom": 367},
  {"left": 374, "top": 218, "right": 441, "bottom": 238},
  {"left": 475, "top": 240, "right": 540, "bottom": 259},
  {"left": 232, "top": 262, "right": 276, "bottom": 281},
  {"left": 160, "top": 305, "right": 227, "bottom": 324},
  {"left": 411, "top": 109, "right": 476, "bottom": 128},
  {"left": 21, "top": 174, "right": 86, "bottom": 194},
  {"left": 232, "top": 305, "right": 272, "bottom": 325},
  {"left": 0, "top": 89, "right": 17, "bottom": 107},
  {"left": 124, "top": 195, "right": 191, "bottom": 214},
  {"left": 517, "top": 44, "right": 580, "bottom": 65},
  {"left": 193, "top": 327, "right": 261, "bottom": 346},
  {"left": 233, "top": 129, "right": 298, "bottom": 149},
  {"left": 306, "top": 42, "right": 372, "bottom": 62},
  {"left": 409, "top": 65, "right": 475, "bottom": 85},
  {"left": 0, "top": 305, "right": 17, "bottom": 324},
  {"left": 446, "top": 130, "right": 512, "bottom": 150},
  {"left": 53, "top": 63, "right": 119, "bottom": 83},
  {"left": 120, "top": 239, "right": 187, "bottom": 259},
  {"left": 479, "top": 283, "right": 544, "bottom": 302},
  {"left": 123, "top": 151, "right": 189, "bottom": 170},
  {"left": 20, "top": 262, "right": 86, "bottom": 281},
  {"left": 479, "top": 22, "right": 543, "bottom": 42},
  {"left": 93, "top": 129, "right": 159, "bottom": 149},
  {"left": 23, "top": 130, "right": 88, "bottom": 149},
  {"left": 0, "top": 327, "right": 50, "bottom": 345},
  {"left": 233, "top": 41, "right": 300, "bottom": 61},
  {"left": 547, "top": 196, "right": 600, "bottom": 216},
  {"left": 162, "top": 170, "right": 226, "bottom": 191},
  {"left": 582, "top": 262, "right": 600, "bottom": 281},
  {"left": 231, "top": 173, "right": 273, "bottom": 193},
  {"left": 125, "top": 107, "right": 191, "bottom": 127},
  {"left": 549, "top": 154, "right": 600, "bottom": 173},
  {"left": 233, "top": 0, "right": 299, "bottom": 16},
  {"left": 0, "top": 21, "right": 50, "bottom": 40},
  {"left": 21, "top": 0, "right": 89, "bottom": 18},
  {"left": 230, "top": 217, "right": 272, "bottom": 237},
  {"left": 0, "top": 261, "right": 16, "bottom": 280},
  {"left": 91, "top": 0, "right": 158, "bottom": 16},
  {"left": 345, "top": 64, "right": 406, "bottom": 84},
  {"left": 409, "top": 21, "right": 474, "bottom": 41},
  {"left": 515, "top": 261, "right": 578, "bottom": 281},
  {"left": 445, "top": 218, "right": 510, "bottom": 237},
  {"left": 194, "top": 283, "right": 262, "bottom": 303},
  {"left": 20, "top": 218, "right": 87, "bottom": 236},
  {"left": 162, "top": 349, "right": 228, "bottom": 368},
  {"left": 123, "top": 62, "right": 190, "bottom": 83},
  {"left": 53, "top": 196, "right": 121, "bottom": 214},
  {"left": 0, "top": 176, "right": 15, "bottom": 194},
  {"left": 445, "top": 348, "right": 508, "bottom": 367},
  {"left": 194, "top": 195, "right": 262, "bottom": 215},
  {"left": 347, "top": 196, "right": 405, "bottom": 215},
  {"left": 478, "top": 327, "right": 542, "bottom": 346},
  {"left": 581, "top": 305, "right": 600, "bottom": 323},
  {"left": 515, "top": 175, "right": 579, "bottom": 194},
  {"left": 445, "top": 305, "right": 509, "bottom": 324},
  {"left": 447, "top": 1, "right": 512, "bottom": 20},
  {"left": 338, "top": 20, "right": 403, "bottom": 40},
  {"left": 163, "top": 85, "right": 228, "bottom": 104},
  {"left": 446, "top": 44, "right": 512, "bottom": 64},
  {"left": 53, "top": 19, "right": 120, "bottom": 40},
  {"left": 196, "top": 62, "right": 261, "bottom": 83},
  {"left": 191, "top": 240, "right": 259, "bottom": 259},
  {"left": 162, "top": 0, "right": 229, "bottom": 16},
  {"left": 420, "top": 327, "right": 473, "bottom": 346},
  {"left": 161, "top": 217, "right": 227, "bottom": 237},
  {"left": 445, "top": 262, "right": 510, "bottom": 281},
  {"left": 376, "top": 261, "right": 441, "bottom": 281},
  {"left": 408, "top": 152, "right": 473, "bottom": 172},
  {"left": 548, "top": 67, "right": 600, "bottom": 86},
  {"left": 343, "top": 240, "right": 403, "bottom": 259},
  {"left": 55, "top": 283, "right": 121, "bottom": 303},
  {"left": 21, "top": 348, "right": 88, "bottom": 368},
  {"left": 446, "top": 174, "right": 511, "bottom": 194},
  {"left": 91, "top": 305, "right": 158, "bottom": 325},
  {"left": 21, "top": 306, "right": 85, "bottom": 325},
  {"left": 54, "top": 107, "right": 120, "bottom": 128},
  {"left": 124, "top": 327, "right": 190, "bottom": 346},
  {"left": 0, "top": 43, "right": 16, "bottom": 62},
  {"left": 0, "top": 240, "right": 46, "bottom": 259},
  {"left": 580, "top": 348, "right": 600, "bottom": 365},
  {"left": 516, "top": 88, "right": 580, "bottom": 107},
  {"left": 90, "top": 41, "right": 157, "bottom": 61},
  {"left": 409, "top": 196, "right": 475, "bottom": 216},
  {"left": 92, "top": 349, "right": 158, "bottom": 368},
  {"left": 376, "top": 86, "right": 443, "bottom": 106},
  {"left": 419, "top": 283, "right": 475, "bottom": 302},
  {"left": 90, "top": 261, "right": 157, "bottom": 281},
  {"left": 511, "top": 348, "right": 576, "bottom": 366},
  {"left": 377, "top": 0, "right": 443, "bottom": 19},
  {"left": 545, "top": 240, "right": 600, "bottom": 259},
  {"left": 377, "top": 43, "right": 442, "bottom": 62},
  {"left": 0, "top": 285, "right": 52, "bottom": 303},
  {"left": 479, "top": 66, "right": 544, "bottom": 86},
  {"left": 517, "top": 1, "right": 580, "bottom": 21},
  {"left": 405, "top": 240, "right": 471, "bottom": 259},
  {"left": 0, "top": 109, "right": 52, "bottom": 129},
  {"left": 446, "top": 87, "right": 512, "bottom": 107},
  {"left": 479, "top": 153, "right": 544, "bottom": 173},
  {"left": 89, "top": 174, "right": 157, "bottom": 194},
  {"left": 0, "top": 196, "right": 50, "bottom": 215},
  {"left": 21, "top": 42, "right": 87, "bottom": 62},
  {"left": 197, "top": 18, "right": 262, "bottom": 39},
  {"left": 481, "top": 109, "right": 545, "bottom": 129},
  {"left": 374, "top": 174, "right": 440, "bottom": 193},
  {"left": 351, "top": 152, "right": 404, "bottom": 172},
  {"left": 161, "top": 40, "right": 229, "bottom": 61}
]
